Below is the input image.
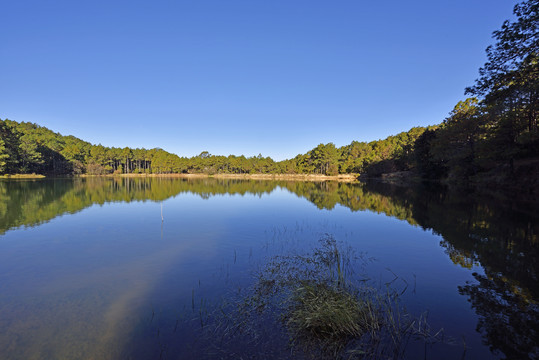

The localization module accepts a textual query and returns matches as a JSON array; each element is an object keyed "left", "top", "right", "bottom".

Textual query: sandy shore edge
[{"left": 78, "top": 173, "right": 360, "bottom": 182}]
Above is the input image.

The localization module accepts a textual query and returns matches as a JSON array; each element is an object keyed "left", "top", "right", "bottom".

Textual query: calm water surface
[{"left": 0, "top": 178, "right": 537, "bottom": 359}]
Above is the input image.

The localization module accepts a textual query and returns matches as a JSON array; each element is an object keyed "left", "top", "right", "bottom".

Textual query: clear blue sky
[{"left": 0, "top": 0, "right": 516, "bottom": 161}]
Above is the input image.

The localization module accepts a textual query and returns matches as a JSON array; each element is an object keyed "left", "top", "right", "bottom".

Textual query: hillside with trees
[
  {"left": 0, "top": 117, "right": 432, "bottom": 177},
  {"left": 1, "top": 0, "right": 537, "bottom": 190},
  {"left": 415, "top": 0, "right": 538, "bottom": 185}
]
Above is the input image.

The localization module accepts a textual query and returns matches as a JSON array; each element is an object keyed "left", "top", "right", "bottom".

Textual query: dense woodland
[
  {"left": 0, "top": 117, "right": 433, "bottom": 177},
  {"left": 1, "top": 1, "right": 537, "bottom": 185}
]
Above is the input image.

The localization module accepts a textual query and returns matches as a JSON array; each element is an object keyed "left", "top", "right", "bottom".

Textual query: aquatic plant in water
[
  {"left": 232, "top": 234, "right": 448, "bottom": 359},
  {"left": 287, "top": 282, "right": 380, "bottom": 345},
  {"left": 171, "top": 234, "right": 448, "bottom": 359}
]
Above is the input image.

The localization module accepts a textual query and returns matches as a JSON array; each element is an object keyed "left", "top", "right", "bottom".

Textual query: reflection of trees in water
[
  {"left": 0, "top": 177, "right": 279, "bottom": 234},
  {"left": 362, "top": 181, "right": 539, "bottom": 359},
  {"left": 0, "top": 179, "right": 77, "bottom": 234},
  {"left": 459, "top": 273, "right": 538, "bottom": 359},
  {"left": 0, "top": 178, "right": 416, "bottom": 235},
  {"left": 1, "top": 177, "right": 538, "bottom": 357}
]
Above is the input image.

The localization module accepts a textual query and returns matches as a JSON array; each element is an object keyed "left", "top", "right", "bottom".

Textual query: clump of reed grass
[
  {"left": 190, "top": 234, "right": 449, "bottom": 359},
  {"left": 251, "top": 234, "right": 448, "bottom": 358},
  {"left": 287, "top": 282, "right": 378, "bottom": 341}
]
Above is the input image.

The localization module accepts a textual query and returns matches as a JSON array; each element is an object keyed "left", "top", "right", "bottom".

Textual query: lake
[{"left": 0, "top": 177, "right": 537, "bottom": 359}]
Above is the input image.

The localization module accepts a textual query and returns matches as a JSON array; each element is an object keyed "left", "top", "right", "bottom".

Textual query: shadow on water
[
  {"left": 0, "top": 177, "right": 537, "bottom": 358},
  {"left": 361, "top": 180, "right": 539, "bottom": 360}
]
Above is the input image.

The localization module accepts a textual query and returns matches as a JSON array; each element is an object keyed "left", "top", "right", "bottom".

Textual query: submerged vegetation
[{"left": 186, "top": 235, "right": 449, "bottom": 359}]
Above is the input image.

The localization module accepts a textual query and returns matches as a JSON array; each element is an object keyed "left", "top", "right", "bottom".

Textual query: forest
[{"left": 1, "top": 1, "right": 537, "bottom": 187}]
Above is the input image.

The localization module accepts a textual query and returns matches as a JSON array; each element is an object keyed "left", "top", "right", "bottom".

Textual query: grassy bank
[{"left": 0, "top": 174, "right": 46, "bottom": 179}]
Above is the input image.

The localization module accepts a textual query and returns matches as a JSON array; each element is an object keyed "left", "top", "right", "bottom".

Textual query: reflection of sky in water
[{"left": 0, "top": 184, "right": 517, "bottom": 359}]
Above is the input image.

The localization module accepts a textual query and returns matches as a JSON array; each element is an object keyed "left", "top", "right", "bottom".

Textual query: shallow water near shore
[{"left": 0, "top": 177, "right": 537, "bottom": 359}]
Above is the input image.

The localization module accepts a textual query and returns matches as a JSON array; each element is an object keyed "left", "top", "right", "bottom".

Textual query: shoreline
[
  {"left": 78, "top": 173, "right": 361, "bottom": 182},
  {"left": 0, "top": 174, "right": 46, "bottom": 179}
]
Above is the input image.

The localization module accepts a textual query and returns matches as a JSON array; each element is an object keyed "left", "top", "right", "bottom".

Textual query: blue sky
[{"left": 1, "top": 0, "right": 516, "bottom": 160}]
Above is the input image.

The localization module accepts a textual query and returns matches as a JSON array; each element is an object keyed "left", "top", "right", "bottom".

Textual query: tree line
[
  {"left": 0, "top": 117, "right": 432, "bottom": 177},
  {"left": 1, "top": 0, "right": 537, "bottom": 183}
]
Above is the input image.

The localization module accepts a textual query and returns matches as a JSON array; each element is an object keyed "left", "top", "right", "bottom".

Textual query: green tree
[
  {"left": 18, "top": 133, "right": 43, "bottom": 172},
  {"left": 309, "top": 143, "right": 339, "bottom": 175},
  {"left": 121, "top": 147, "right": 133, "bottom": 174},
  {"left": 430, "top": 98, "right": 484, "bottom": 179},
  {"left": 466, "top": 0, "right": 539, "bottom": 154},
  {"left": 0, "top": 121, "right": 17, "bottom": 174},
  {"left": 0, "top": 138, "right": 8, "bottom": 173}
]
